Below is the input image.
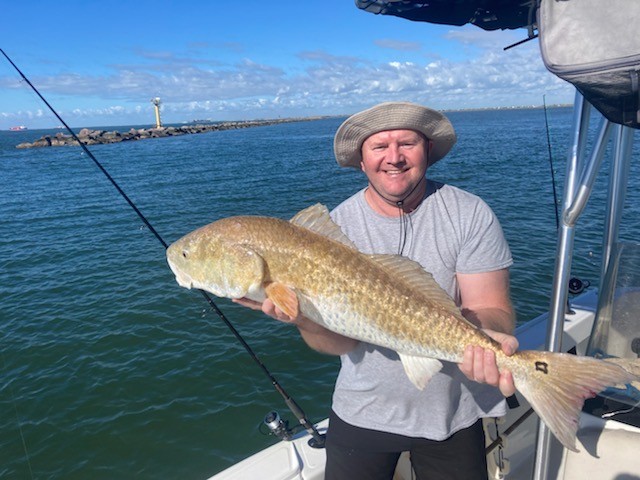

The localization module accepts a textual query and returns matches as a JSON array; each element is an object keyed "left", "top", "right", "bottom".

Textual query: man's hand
[{"left": 459, "top": 329, "right": 518, "bottom": 397}]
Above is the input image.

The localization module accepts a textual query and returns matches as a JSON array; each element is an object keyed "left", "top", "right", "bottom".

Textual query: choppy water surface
[{"left": 1, "top": 108, "right": 638, "bottom": 478}]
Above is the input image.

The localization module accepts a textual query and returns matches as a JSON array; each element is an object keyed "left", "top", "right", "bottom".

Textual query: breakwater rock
[{"left": 16, "top": 117, "right": 322, "bottom": 149}]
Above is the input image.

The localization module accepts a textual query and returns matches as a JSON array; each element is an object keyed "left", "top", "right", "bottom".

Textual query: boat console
[{"left": 586, "top": 242, "right": 640, "bottom": 426}]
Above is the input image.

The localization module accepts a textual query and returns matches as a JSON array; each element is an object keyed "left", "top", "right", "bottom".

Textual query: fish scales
[
  {"left": 221, "top": 215, "right": 490, "bottom": 361},
  {"left": 167, "top": 203, "right": 640, "bottom": 452}
]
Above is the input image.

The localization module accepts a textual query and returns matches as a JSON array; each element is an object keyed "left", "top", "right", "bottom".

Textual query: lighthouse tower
[{"left": 151, "top": 97, "right": 162, "bottom": 129}]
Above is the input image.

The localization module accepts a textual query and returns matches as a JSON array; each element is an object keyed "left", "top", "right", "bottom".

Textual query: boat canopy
[
  {"left": 358, "top": 0, "right": 640, "bottom": 128},
  {"left": 355, "top": 0, "right": 537, "bottom": 31}
]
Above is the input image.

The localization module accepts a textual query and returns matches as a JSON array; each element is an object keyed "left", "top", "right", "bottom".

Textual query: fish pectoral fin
[
  {"left": 265, "top": 282, "right": 300, "bottom": 319},
  {"left": 398, "top": 353, "right": 443, "bottom": 390}
]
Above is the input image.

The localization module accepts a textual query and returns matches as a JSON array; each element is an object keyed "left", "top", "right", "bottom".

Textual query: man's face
[{"left": 360, "top": 129, "right": 430, "bottom": 203}]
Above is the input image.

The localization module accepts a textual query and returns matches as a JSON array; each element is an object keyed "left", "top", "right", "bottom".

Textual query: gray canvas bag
[{"left": 538, "top": 0, "right": 640, "bottom": 128}]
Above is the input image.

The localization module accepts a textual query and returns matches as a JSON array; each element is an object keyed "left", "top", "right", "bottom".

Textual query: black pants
[{"left": 325, "top": 410, "right": 488, "bottom": 480}]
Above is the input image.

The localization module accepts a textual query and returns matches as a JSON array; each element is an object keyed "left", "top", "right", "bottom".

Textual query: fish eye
[{"left": 182, "top": 250, "right": 188, "bottom": 258}]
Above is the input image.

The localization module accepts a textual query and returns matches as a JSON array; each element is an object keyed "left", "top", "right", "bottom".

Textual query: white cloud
[
  {"left": 0, "top": 37, "right": 575, "bottom": 128},
  {"left": 374, "top": 39, "right": 422, "bottom": 51}
]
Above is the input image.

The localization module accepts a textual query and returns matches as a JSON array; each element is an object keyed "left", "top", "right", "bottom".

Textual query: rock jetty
[{"left": 15, "top": 117, "right": 321, "bottom": 149}]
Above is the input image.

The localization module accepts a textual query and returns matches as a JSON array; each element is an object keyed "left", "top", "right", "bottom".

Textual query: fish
[{"left": 166, "top": 203, "right": 640, "bottom": 452}]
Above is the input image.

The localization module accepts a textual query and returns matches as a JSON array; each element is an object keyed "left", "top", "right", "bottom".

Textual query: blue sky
[{"left": 0, "top": 1, "right": 574, "bottom": 129}]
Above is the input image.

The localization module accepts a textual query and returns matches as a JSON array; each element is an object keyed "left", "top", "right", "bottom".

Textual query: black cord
[
  {"left": 543, "top": 94, "right": 560, "bottom": 230},
  {"left": 367, "top": 176, "right": 424, "bottom": 256}
]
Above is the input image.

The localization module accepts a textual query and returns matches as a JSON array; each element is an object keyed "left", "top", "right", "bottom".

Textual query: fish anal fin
[
  {"left": 290, "top": 204, "right": 357, "bottom": 249},
  {"left": 265, "top": 282, "right": 299, "bottom": 319},
  {"left": 398, "top": 353, "right": 443, "bottom": 390},
  {"left": 368, "top": 254, "right": 460, "bottom": 312}
]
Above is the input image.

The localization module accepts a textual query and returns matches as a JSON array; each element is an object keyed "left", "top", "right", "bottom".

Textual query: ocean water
[{"left": 1, "top": 107, "right": 638, "bottom": 479}]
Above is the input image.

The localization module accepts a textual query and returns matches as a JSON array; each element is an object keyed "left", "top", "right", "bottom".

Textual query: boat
[
  {"left": 208, "top": 1, "right": 640, "bottom": 479},
  {"left": 9, "top": 125, "right": 27, "bottom": 131}
]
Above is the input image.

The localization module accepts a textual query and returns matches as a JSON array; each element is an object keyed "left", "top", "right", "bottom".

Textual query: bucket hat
[{"left": 334, "top": 102, "right": 456, "bottom": 168}]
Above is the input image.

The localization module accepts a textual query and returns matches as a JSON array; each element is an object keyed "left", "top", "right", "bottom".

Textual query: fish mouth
[
  {"left": 174, "top": 273, "right": 194, "bottom": 289},
  {"left": 166, "top": 254, "right": 195, "bottom": 289}
]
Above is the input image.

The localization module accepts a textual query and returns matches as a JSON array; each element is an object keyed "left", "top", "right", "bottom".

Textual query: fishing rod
[
  {"left": 543, "top": 94, "right": 560, "bottom": 231},
  {"left": 1, "top": 48, "right": 325, "bottom": 448}
]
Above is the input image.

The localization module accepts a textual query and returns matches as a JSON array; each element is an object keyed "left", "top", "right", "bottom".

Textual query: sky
[{"left": 0, "top": 0, "right": 575, "bottom": 130}]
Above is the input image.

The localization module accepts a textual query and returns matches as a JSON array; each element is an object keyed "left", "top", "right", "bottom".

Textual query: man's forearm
[{"left": 464, "top": 307, "right": 515, "bottom": 334}]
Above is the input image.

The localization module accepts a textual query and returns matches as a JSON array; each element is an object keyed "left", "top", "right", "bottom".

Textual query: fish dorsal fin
[
  {"left": 290, "top": 203, "right": 357, "bottom": 249},
  {"left": 368, "top": 254, "right": 460, "bottom": 312}
]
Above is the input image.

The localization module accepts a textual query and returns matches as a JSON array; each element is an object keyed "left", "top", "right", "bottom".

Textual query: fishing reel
[
  {"left": 262, "top": 410, "right": 326, "bottom": 448},
  {"left": 262, "top": 411, "right": 294, "bottom": 441},
  {"left": 568, "top": 277, "right": 590, "bottom": 295},
  {"left": 566, "top": 276, "right": 590, "bottom": 315}
]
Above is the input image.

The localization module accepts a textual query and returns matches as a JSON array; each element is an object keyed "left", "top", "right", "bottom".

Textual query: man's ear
[{"left": 426, "top": 139, "right": 434, "bottom": 165}]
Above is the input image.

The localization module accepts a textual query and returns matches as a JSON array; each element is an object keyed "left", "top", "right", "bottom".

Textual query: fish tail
[
  {"left": 601, "top": 357, "right": 640, "bottom": 378},
  {"left": 509, "top": 351, "right": 637, "bottom": 452}
]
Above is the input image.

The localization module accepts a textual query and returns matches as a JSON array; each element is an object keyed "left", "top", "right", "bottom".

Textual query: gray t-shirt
[{"left": 330, "top": 180, "right": 513, "bottom": 440}]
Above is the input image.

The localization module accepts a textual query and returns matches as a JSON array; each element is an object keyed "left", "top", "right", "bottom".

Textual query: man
[{"left": 236, "top": 102, "right": 518, "bottom": 479}]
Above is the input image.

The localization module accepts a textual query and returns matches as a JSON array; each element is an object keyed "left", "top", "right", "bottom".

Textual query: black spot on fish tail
[{"left": 535, "top": 361, "right": 549, "bottom": 374}]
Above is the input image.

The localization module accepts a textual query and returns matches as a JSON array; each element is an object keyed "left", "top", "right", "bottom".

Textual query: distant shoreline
[
  {"left": 14, "top": 116, "right": 330, "bottom": 149},
  {"left": 443, "top": 103, "right": 572, "bottom": 113},
  {"left": 8, "top": 104, "right": 573, "bottom": 140}
]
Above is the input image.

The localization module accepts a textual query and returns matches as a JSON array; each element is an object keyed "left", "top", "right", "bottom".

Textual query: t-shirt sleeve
[{"left": 456, "top": 197, "right": 513, "bottom": 274}]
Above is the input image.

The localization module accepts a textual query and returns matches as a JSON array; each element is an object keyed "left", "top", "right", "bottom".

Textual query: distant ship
[{"left": 9, "top": 125, "right": 28, "bottom": 131}]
